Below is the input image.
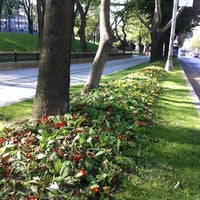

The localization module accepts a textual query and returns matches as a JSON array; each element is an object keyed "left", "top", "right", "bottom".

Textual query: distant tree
[
  {"left": 0, "top": 0, "right": 4, "bottom": 31},
  {"left": 112, "top": 6, "right": 128, "bottom": 53},
  {"left": 3, "top": 0, "right": 16, "bottom": 32},
  {"left": 32, "top": 0, "right": 75, "bottom": 119},
  {"left": 21, "top": 0, "right": 34, "bottom": 33},
  {"left": 75, "top": 0, "right": 91, "bottom": 52},
  {"left": 134, "top": 0, "right": 184, "bottom": 61},
  {"left": 82, "top": 0, "right": 112, "bottom": 93},
  {"left": 36, "top": 0, "right": 45, "bottom": 48}
]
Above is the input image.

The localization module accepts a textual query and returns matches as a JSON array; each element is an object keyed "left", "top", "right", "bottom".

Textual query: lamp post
[{"left": 165, "top": 0, "right": 178, "bottom": 71}]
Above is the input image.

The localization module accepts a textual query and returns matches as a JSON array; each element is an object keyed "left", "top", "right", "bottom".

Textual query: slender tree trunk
[
  {"left": 78, "top": 17, "right": 87, "bottom": 52},
  {"left": 27, "top": 16, "right": 33, "bottom": 33},
  {"left": 0, "top": 0, "right": 3, "bottom": 32},
  {"left": 82, "top": 0, "right": 112, "bottom": 93},
  {"left": 32, "top": 0, "right": 74, "bottom": 119},
  {"left": 37, "top": 0, "right": 45, "bottom": 49},
  {"left": 76, "top": 0, "right": 91, "bottom": 52}
]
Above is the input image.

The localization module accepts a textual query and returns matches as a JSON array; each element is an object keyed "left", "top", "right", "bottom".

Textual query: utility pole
[{"left": 165, "top": 0, "right": 178, "bottom": 71}]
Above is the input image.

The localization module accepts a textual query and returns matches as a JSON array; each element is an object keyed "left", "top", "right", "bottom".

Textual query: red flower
[
  {"left": 92, "top": 187, "right": 99, "bottom": 193},
  {"left": 42, "top": 116, "right": 48, "bottom": 121},
  {"left": 87, "top": 152, "right": 94, "bottom": 159},
  {"left": 119, "top": 135, "right": 125, "bottom": 140},
  {"left": 139, "top": 121, "right": 144, "bottom": 127},
  {"left": 74, "top": 153, "right": 81, "bottom": 162},
  {"left": 29, "top": 197, "right": 38, "bottom": 200},
  {"left": 78, "top": 104, "right": 83, "bottom": 110},
  {"left": 0, "top": 138, "right": 5, "bottom": 144},
  {"left": 26, "top": 153, "right": 32, "bottom": 159},
  {"left": 55, "top": 122, "right": 66, "bottom": 129},
  {"left": 56, "top": 148, "right": 64, "bottom": 157},
  {"left": 107, "top": 106, "right": 113, "bottom": 112},
  {"left": 77, "top": 169, "right": 86, "bottom": 178}
]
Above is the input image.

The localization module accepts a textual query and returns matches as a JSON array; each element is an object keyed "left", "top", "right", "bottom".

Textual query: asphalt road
[
  {"left": 179, "top": 56, "right": 200, "bottom": 116},
  {"left": 179, "top": 56, "right": 200, "bottom": 99},
  {"left": 0, "top": 55, "right": 149, "bottom": 107}
]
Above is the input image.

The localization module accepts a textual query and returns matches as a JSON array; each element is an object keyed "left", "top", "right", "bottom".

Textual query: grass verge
[
  {"left": 0, "top": 32, "right": 98, "bottom": 53},
  {"left": 116, "top": 62, "right": 200, "bottom": 199}
]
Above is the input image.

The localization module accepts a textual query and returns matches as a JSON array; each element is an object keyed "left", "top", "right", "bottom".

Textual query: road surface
[
  {"left": 179, "top": 57, "right": 200, "bottom": 99},
  {"left": 179, "top": 56, "right": 200, "bottom": 116},
  {"left": 0, "top": 55, "right": 149, "bottom": 107}
]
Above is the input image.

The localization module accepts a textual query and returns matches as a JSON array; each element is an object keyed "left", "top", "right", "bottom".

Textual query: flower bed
[{"left": 0, "top": 66, "right": 166, "bottom": 199}]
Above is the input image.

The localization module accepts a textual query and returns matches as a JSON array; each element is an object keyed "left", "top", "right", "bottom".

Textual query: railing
[
  {"left": 0, "top": 52, "right": 132, "bottom": 63},
  {"left": 0, "top": 52, "right": 40, "bottom": 62}
]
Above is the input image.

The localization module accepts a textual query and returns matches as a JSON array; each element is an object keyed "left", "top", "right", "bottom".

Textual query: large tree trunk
[
  {"left": 82, "top": 0, "right": 112, "bottom": 93},
  {"left": 32, "top": 0, "right": 74, "bottom": 119},
  {"left": 150, "top": 31, "right": 161, "bottom": 62}
]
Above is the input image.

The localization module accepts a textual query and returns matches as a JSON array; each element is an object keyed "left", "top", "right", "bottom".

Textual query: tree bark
[
  {"left": 75, "top": 0, "right": 91, "bottom": 52},
  {"left": 32, "top": 0, "right": 74, "bottom": 119},
  {"left": 22, "top": 0, "right": 34, "bottom": 33},
  {"left": 135, "top": 0, "right": 184, "bottom": 61},
  {"left": 0, "top": 0, "right": 3, "bottom": 32},
  {"left": 37, "top": 0, "right": 45, "bottom": 49},
  {"left": 82, "top": 0, "right": 112, "bottom": 93}
]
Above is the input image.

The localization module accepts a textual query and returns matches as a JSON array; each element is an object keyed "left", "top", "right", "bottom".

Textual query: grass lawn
[
  {"left": 116, "top": 62, "right": 200, "bottom": 199},
  {"left": 0, "top": 60, "right": 200, "bottom": 199},
  {"left": 0, "top": 32, "right": 98, "bottom": 53}
]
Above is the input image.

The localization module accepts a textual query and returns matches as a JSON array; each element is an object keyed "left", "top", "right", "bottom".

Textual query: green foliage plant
[{"left": 0, "top": 66, "right": 166, "bottom": 199}]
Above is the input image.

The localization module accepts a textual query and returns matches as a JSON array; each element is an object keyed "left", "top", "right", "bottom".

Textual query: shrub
[{"left": 0, "top": 66, "right": 166, "bottom": 199}]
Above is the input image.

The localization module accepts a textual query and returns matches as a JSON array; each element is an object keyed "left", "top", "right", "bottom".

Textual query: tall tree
[
  {"left": 75, "top": 0, "right": 91, "bottom": 52},
  {"left": 21, "top": 0, "right": 34, "bottom": 33},
  {"left": 36, "top": 0, "right": 45, "bottom": 48},
  {"left": 82, "top": 0, "right": 112, "bottom": 93},
  {"left": 32, "top": 0, "right": 75, "bottom": 119},
  {"left": 134, "top": 0, "right": 200, "bottom": 61},
  {"left": 0, "top": 0, "right": 4, "bottom": 31}
]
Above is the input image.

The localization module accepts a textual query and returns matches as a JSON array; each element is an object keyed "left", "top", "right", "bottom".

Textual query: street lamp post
[{"left": 165, "top": 0, "right": 178, "bottom": 71}]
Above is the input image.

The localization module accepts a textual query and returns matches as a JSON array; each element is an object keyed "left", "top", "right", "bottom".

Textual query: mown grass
[
  {"left": 0, "top": 32, "right": 98, "bottom": 53},
  {"left": 0, "top": 32, "right": 38, "bottom": 52},
  {"left": 0, "top": 60, "right": 200, "bottom": 199},
  {"left": 116, "top": 62, "right": 200, "bottom": 199}
]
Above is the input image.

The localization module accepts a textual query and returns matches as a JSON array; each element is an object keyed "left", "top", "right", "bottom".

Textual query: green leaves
[{"left": 0, "top": 66, "right": 166, "bottom": 199}]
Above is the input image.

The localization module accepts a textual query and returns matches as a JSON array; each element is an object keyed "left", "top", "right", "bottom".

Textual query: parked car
[
  {"left": 179, "top": 50, "right": 186, "bottom": 56},
  {"left": 193, "top": 52, "right": 199, "bottom": 58}
]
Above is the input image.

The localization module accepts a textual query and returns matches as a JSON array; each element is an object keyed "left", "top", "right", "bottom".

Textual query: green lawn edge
[{"left": 116, "top": 61, "right": 200, "bottom": 199}]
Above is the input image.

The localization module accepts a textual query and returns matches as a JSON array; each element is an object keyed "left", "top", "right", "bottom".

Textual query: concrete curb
[{"left": 0, "top": 54, "right": 132, "bottom": 71}]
